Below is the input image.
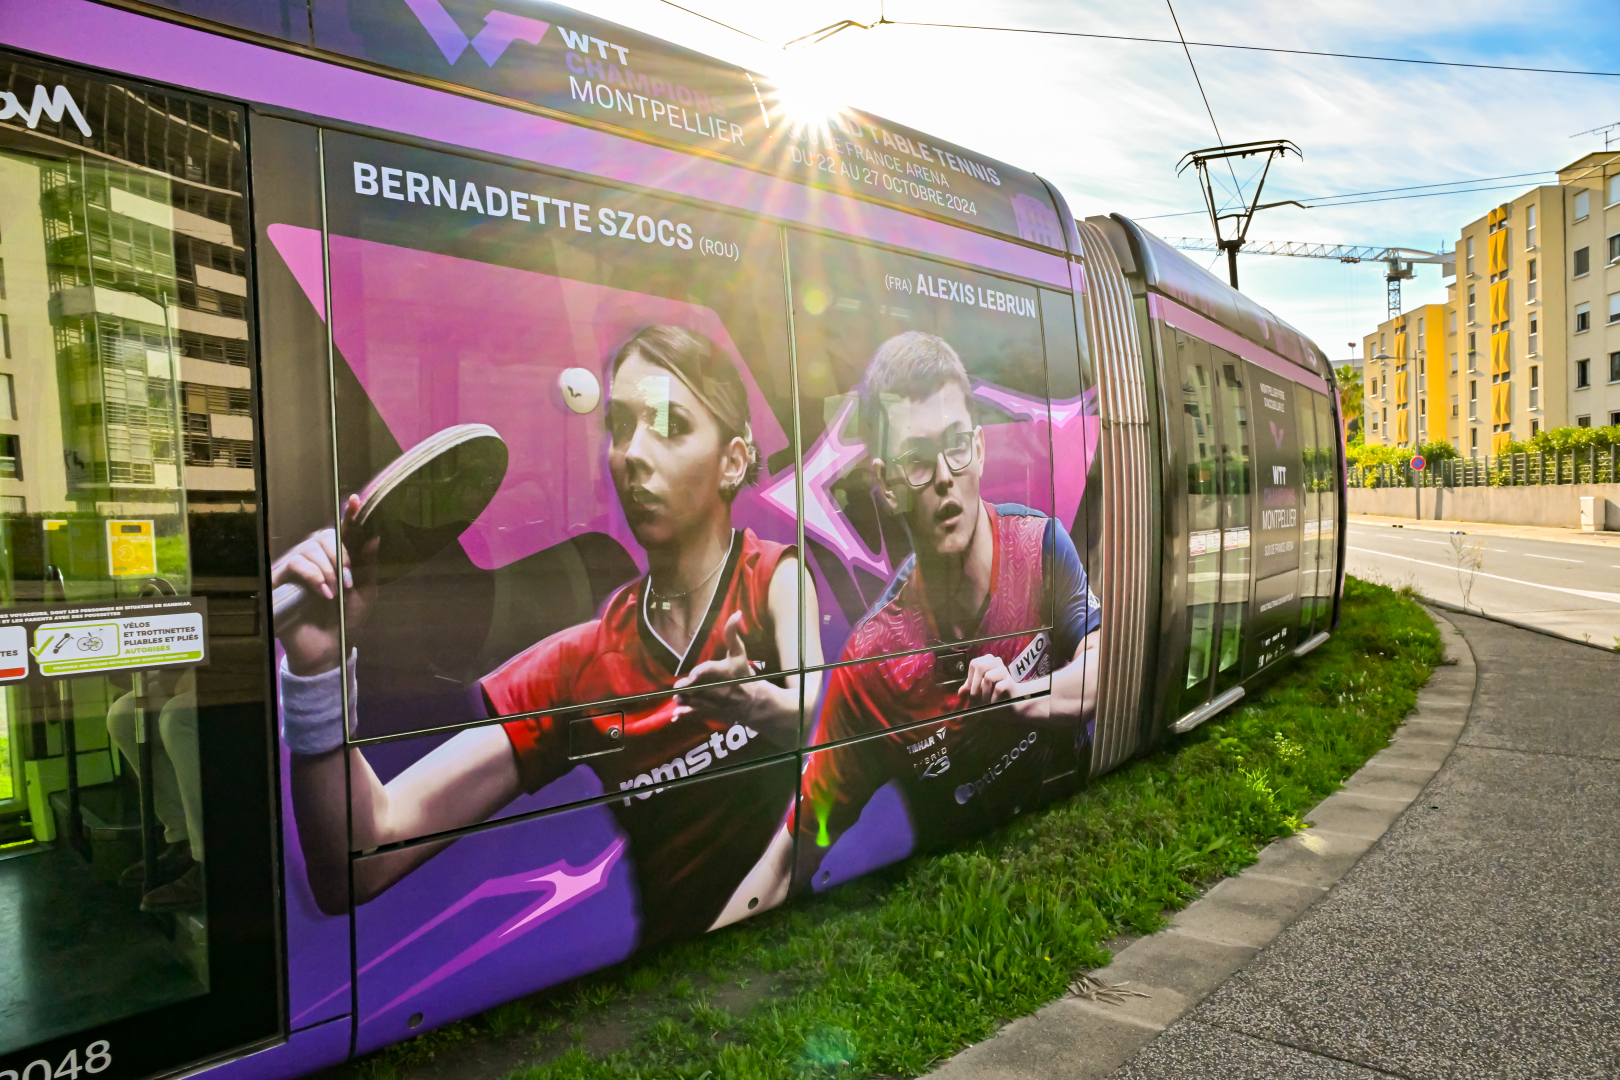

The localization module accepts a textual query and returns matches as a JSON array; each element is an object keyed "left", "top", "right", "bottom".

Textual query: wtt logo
[
  {"left": 402, "top": 0, "right": 549, "bottom": 66},
  {"left": 0, "top": 84, "right": 92, "bottom": 137}
]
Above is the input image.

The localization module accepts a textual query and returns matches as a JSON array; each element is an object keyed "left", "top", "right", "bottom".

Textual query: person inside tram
[
  {"left": 274, "top": 326, "right": 820, "bottom": 947},
  {"left": 799, "top": 331, "right": 1101, "bottom": 878},
  {"left": 105, "top": 668, "right": 204, "bottom": 912}
]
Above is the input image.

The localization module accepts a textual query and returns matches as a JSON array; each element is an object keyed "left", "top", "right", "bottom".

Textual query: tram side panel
[{"left": 251, "top": 115, "right": 358, "bottom": 1037}]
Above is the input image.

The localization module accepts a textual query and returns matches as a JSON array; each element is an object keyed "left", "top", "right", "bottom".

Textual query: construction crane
[{"left": 1165, "top": 237, "right": 1455, "bottom": 319}]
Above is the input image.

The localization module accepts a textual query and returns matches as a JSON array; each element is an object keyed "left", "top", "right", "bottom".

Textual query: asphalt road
[{"left": 1344, "top": 521, "right": 1620, "bottom": 647}]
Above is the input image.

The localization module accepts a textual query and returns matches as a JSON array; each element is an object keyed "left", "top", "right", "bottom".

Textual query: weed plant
[{"left": 350, "top": 577, "right": 1440, "bottom": 1080}]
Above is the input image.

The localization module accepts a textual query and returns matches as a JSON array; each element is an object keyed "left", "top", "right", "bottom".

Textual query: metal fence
[{"left": 1348, "top": 445, "right": 1620, "bottom": 488}]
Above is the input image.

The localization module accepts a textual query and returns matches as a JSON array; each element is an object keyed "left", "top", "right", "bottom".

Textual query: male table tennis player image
[
  {"left": 274, "top": 326, "right": 821, "bottom": 949},
  {"left": 800, "top": 331, "right": 1100, "bottom": 881}
]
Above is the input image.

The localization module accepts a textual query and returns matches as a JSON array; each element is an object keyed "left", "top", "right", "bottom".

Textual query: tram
[{"left": 0, "top": 1, "right": 1344, "bottom": 1076}]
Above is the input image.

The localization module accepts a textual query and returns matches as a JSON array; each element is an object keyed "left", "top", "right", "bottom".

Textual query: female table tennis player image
[{"left": 273, "top": 325, "right": 821, "bottom": 950}]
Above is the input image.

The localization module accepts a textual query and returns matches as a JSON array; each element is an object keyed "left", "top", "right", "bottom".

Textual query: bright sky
[{"left": 576, "top": 0, "right": 1620, "bottom": 362}]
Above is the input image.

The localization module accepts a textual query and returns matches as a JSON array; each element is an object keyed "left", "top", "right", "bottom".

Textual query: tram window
[
  {"left": 0, "top": 51, "right": 276, "bottom": 1075},
  {"left": 1311, "top": 392, "right": 1339, "bottom": 622},
  {"left": 1175, "top": 331, "right": 1220, "bottom": 696},
  {"left": 784, "top": 229, "right": 1093, "bottom": 885},
  {"left": 1294, "top": 382, "right": 1322, "bottom": 633},
  {"left": 1213, "top": 351, "right": 1251, "bottom": 691}
]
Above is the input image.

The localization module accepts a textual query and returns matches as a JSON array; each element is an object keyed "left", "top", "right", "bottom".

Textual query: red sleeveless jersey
[{"left": 481, "top": 528, "right": 793, "bottom": 948}]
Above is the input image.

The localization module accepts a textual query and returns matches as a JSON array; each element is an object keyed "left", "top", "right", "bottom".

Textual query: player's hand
[
  {"left": 673, "top": 612, "right": 761, "bottom": 721},
  {"left": 959, "top": 654, "right": 1019, "bottom": 705},
  {"left": 271, "top": 495, "right": 376, "bottom": 675}
]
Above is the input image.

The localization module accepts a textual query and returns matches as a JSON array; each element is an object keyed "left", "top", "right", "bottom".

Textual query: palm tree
[{"left": 1335, "top": 365, "right": 1363, "bottom": 443}]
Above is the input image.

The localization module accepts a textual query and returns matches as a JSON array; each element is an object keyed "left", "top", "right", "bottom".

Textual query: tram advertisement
[
  {"left": 263, "top": 130, "right": 1099, "bottom": 1041},
  {"left": 307, "top": 0, "right": 1064, "bottom": 244}
]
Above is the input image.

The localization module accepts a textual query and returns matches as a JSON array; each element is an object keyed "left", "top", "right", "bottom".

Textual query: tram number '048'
[{"left": 2, "top": 1042, "right": 111, "bottom": 1080}]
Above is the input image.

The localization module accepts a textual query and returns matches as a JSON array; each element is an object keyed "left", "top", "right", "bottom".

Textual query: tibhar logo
[
  {"left": 0, "top": 85, "right": 92, "bottom": 137},
  {"left": 402, "top": 0, "right": 550, "bottom": 67},
  {"left": 619, "top": 722, "right": 760, "bottom": 803}
]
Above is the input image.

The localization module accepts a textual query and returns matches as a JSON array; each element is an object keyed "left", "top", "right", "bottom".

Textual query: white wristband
[{"left": 279, "top": 650, "right": 357, "bottom": 755}]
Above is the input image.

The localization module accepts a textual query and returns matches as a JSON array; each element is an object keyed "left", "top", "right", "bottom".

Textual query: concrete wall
[{"left": 1347, "top": 483, "right": 1620, "bottom": 530}]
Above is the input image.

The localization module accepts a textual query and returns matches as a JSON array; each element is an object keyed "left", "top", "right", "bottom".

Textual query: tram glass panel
[
  {"left": 0, "top": 53, "right": 277, "bottom": 1073},
  {"left": 1212, "top": 349, "right": 1251, "bottom": 693},
  {"left": 783, "top": 230, "right": 1097, "bottom": 891},
  {"left": 1294, "top": 383, "right": 1322, "bottom": 634},
  {"left": 1312, "top": 392, "right": 1339, "bottom": 623},
  {"left": 1173, "top": 331, "right": 1220, "bottom": 708},
  {"left": 266, "top": 127, "right": 809, "bottom": 1010},
  {"left": 1243, "top": 364, "right": 1303, "bottom": 675}
]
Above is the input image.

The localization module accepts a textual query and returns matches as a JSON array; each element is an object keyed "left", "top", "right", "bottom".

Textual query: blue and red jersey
[
  {"left": 481, "top": 528, "right": 793, "bottom": 946},
  {"left": 803, "top": 504, "right": 1099, "bottom": 860}
]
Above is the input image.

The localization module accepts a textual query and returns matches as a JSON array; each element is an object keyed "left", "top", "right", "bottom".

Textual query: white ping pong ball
[{"left": 559, "top": 368, "right": 601, "bottom": 414}]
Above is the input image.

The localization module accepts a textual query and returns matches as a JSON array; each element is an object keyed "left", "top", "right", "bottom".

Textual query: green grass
[{"left": 352, "top": 576, "right": 1441, "bottom": 1080}]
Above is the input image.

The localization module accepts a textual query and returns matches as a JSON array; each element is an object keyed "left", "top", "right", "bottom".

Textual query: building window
[
  {"left": 1527, "top": 258, "right": 1537, "bottom": 302},
  {"left": 1467, "top": 331, "right": 1477, "bottom": 369},
  {"left": 0, "top": 313, "right": 8, "bottom": 359},
  {"left": 1531, "top": 419, "right": 1539, "bottom": 436},
  {"left": 1529, "top": 365, "right": 1539, "bottom": 410},
  {"left": 1467, "top": 286, "right": 1476, "bottom": 322},
  {"left": 1449, "top": 310, "right": 1457, "bottom": 334},
  {"left": 1576, "top": 302, "right": 1591, "bottom": 333},
  {"left": 1611, "top": 292, "right": 1620, "bottom": 324},
  {"left": 1450, "top": 352, "right": 1459, "bottom": 374},
  {"left": 0, "top": 435, "right": 18, "bottom": 481},
  {"left": 1574, "top": 247, "right": 1590, "bottom": 277},
  {"left": 1451, "top": 394, "right": 1459, "bottom": 417},
  {"left": 1610, "top": 233, "right": 1620, "bottom": 264},
  {"left": 0, "top": 258, "right": 5, "bottom": 301},
  {"left": 1466, "top": 236, "right": 1475, "bottom": 275},
  {"left": 1610, "top": 175, "right": 1620, "bottom": 206},
  {"left": 1610, "top": 351, "right": 1620, "bottom": 383},
  {"left": 1418, "top": 316, "right": 1426, "bottom": 336},
  {"left": 0, "top": 374, "right": 13, "bottom": 421},
  {"left": 0, "top": 496, "right": 22, "bottom": 515},
  {"left": 1610, "top": 410, "right": 1620, "bottom": 427},
  {"left": 1576, "top": 358, "right": 1591, "bottom": 388},
  {"left": 1527, "top": 204, "right": 1537, "bottom": 247},
  {"left": 1419, "top": 356, "right": 1426, "bottom": 376},
  {"left": 1577, "top": 415, "right": 1591, "bottom": 427},
  {"left": 1469, "top": 380, "right": 1477, "bottom": 417},
  {"left": 1470, "top": 428, "right": 1478, "bottom": 453},
  {"left": 1575, "top": 189, "right": 1590, "bottom": 220},
  {"left": 1529, "top": 315, "right": 1539, "bottom": 355}
]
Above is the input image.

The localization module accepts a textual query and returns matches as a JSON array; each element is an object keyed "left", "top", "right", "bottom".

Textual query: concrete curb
[{"left": 925, "top": 612, "right": 1478, "bottom": 1080}]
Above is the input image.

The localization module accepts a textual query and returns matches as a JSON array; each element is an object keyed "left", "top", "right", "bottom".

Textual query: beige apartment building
[
  {"left": 1363, "top": 180, "right": 1576, "bottom": 455},
  {"left": 1360, "top": 303, "right": 1447, "bottom": 449},
  {"left": 1559, "top": 151, "right": 1620, "bottom": 429}
]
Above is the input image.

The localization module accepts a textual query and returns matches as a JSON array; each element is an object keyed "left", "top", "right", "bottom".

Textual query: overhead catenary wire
[
  {"left": 1135, "top": 176, "right": 1561, "bottom": 220},
  {"left": 885, "top": 20, "right": 1620, "bottom": 78},
  {"left": 1163, "top": 0, "right": 1244, "bottom": 202}
]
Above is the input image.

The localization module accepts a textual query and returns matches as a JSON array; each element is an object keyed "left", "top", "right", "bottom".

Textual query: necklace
[{"left": 647, "top": 545, "right": 728, "bottom": 612}]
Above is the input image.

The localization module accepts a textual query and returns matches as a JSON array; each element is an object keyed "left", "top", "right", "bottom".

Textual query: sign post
[{"left": 1409, "top": 454, "right": 1427, "bottom": 520}]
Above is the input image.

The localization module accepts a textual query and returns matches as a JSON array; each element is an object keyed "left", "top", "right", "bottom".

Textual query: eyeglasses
[{"left": 889, "top": 428, "right": 978, "bottom": 488}]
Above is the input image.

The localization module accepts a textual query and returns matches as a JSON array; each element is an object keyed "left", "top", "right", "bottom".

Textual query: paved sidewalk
[
  {"left": 930, "top": 609, "right": 1620, "bottom": 1079},
  {"left": 1350, "top": 511, "right": 1620, "bottom": 550},
  {"left": 1114, "top": 610, "right": 1620, "bottom": 1078}
]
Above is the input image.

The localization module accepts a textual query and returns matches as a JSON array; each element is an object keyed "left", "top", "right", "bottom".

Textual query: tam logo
[
  {"left": 401, "top": 0, "right": 550, "bottom": 66},
  {"left": 0, "top": 84, "right": 91, "bottom": 137}
]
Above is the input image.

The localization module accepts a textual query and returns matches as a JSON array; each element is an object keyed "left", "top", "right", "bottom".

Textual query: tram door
[{"left": 0, "top": 51, "right": 279, "bottom": 1080}]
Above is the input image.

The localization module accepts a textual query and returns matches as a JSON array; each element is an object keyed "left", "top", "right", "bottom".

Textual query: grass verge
[{"left": 346, "top": 577, "right": 1441, "bottom": 1080}]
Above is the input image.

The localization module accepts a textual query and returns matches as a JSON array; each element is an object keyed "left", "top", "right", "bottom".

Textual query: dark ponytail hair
[{"left": 610, "top": 326, "right": 761, "bottom": 500}]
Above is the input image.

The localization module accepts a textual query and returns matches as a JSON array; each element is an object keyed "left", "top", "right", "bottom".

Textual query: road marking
[
  {"left": 1345, "top": 547, "right": 1620, "bottom": 605},
  {"left": 1523, "top": 553, "right": 1580, "bottom": 563},
  {"left": 1408, "top": 539, "right": 1448, "bottom": 546}
]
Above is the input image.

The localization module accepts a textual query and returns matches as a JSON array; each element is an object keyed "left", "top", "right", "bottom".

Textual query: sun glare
[{"left": 761, "top": 55, "right": 848, "bottom": 136}]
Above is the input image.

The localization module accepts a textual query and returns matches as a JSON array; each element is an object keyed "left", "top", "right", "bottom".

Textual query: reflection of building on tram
[{"left": 0, "top": 86, "right": 253, "bottom": 531}]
